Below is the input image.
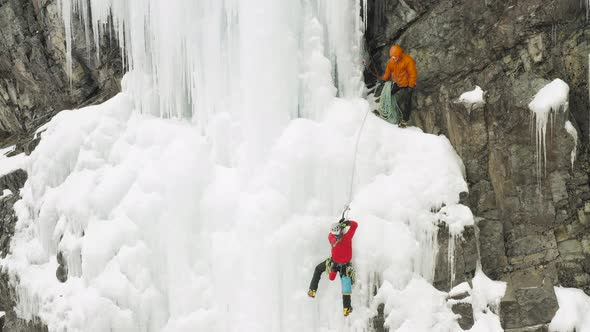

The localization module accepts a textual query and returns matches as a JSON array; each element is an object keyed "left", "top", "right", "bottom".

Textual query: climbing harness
[
  {"left": 324, "top": 258, "right": 333, "bottom": 274},
  {"left": 346, "top": 264, "right": 356, "bottom": 284},
  {"left": 324, "top": 259, "right": 356, "bottom": 287}
]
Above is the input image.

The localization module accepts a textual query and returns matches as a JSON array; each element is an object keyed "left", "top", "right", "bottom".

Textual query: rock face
[
  {"left": 0, "top": 169, "right": 47, "bottom": 332},
  {"left": 0, "top": 0, "right": 122, "bottom": 139},
  {"left": 433, "top": 225, "right": 478, "bottom": 291},
  {"left": 366, "top": 0, "right": 590, "bottom": 329}
]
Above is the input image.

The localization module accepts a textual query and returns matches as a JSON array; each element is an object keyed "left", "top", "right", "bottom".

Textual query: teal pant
[{"left": 308, "top": 259, "right": 354, "bottom": 309}]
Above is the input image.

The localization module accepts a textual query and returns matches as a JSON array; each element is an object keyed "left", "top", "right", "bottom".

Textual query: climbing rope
[
  {"left": 342, "top": 79, "right": 402, "bottom": 218},
  {"left": 343, "top": 104, "right": 371, "bottom": 218},
  {"left": 341, "top": 56, "right": 404, "bottom": 218},
  {"left": 378, "top": 81, "right": 403, "bottom": 124}
]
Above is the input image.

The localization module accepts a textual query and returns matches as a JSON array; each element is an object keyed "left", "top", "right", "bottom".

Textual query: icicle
[
  {"left": 473, "top": 218, "right": 483, "bottom": 271},
  {"left": 448, "top": 233, "right": 456, "bottom": 289},
  {"left": 528, "top": 79, "right": 569, "bottom": 182},
  {"left": 362, "top": 0, "right": 368, "bottom": 31},
  {"left": 413, "top": 225, "right": 439, "bottom": 282},
  {"left": 58, "top": 0, "right": 73, "bottom": 86},
  {"left": 565, "top": 121, "right": 578, "bottom": 170},
  {"left": 57, "top": 0, "right": 367, "bottom": 121}
]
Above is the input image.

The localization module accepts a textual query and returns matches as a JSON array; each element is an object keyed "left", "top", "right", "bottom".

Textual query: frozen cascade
[
  {"left": 58, "top": 0, "right": 366, "bottom": 122},
  {"left": 448, "top": 235, "right": 457, "bottom": 288},
  {"left": 1, "top": 1, "right": 479, "bottom": 331},
  {"left": 437, "top": 204, "right": 475, "bottom": 289},
  {"left": 528, "top": 79, "right": 569, "bottom": 182}
]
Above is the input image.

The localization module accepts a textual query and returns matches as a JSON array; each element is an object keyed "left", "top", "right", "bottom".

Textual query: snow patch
[
  {"left": 458, "top": 86, "right": 485, "bottom": 109},
  {"left": 471, "top": 269, "right": 506, "bottom": 316},
  {"left": 438, "top": 204, "right": 474, "bottom": 236},
  {"left": 549, "top": 286, "right": 590, "bottom": 332},
  {"left": 449, "top": 281, "right": 471, "bottom": 298},
  {"left": 375, "top": 278, "right": 460, "bottom": 331},
  {"left": 0, "top": 145, "right": 27, "bottom": 179},
  {"left": 443, "top": 270, "right": 505, "bottom": 332}
]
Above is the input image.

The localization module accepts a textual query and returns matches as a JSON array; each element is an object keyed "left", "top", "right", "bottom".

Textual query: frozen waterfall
[{"left": 0, "top": 1, "right": 496, "bottom": 331}]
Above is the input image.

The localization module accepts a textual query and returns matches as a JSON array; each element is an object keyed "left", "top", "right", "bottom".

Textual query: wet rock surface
[{"left": 434, "top": 224, "right": 478, "bottom": 291}]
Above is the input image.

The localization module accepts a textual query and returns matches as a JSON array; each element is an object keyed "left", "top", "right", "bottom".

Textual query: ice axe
[{"left": 340, "top": 205, "right": 350, "bottom": 221}]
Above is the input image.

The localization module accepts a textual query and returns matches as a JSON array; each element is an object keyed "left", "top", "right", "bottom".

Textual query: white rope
[{"left": 344, "top": 106, "right": 371, "bottom": 216}]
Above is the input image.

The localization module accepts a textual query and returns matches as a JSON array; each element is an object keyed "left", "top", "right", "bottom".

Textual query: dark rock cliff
[
  {"left": 365, "top": 0, "right": 590, "bottom": 330},
  {"left": 0, "top": 0, "right": 121, "bottom": 140}
]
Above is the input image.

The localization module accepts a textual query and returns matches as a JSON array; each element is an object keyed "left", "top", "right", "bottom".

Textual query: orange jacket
[{"left": 382, "top": 45, "right": 417, "bottom": 88}]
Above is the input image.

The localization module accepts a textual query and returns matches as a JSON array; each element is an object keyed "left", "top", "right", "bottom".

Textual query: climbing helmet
[{"left": 330, "top": 223, "right": 342, "bottom": 235}]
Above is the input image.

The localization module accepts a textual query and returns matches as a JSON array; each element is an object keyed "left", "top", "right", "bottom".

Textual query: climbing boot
[
  {"left": 343, "top": 307, "right": 353, "bottom": 316},
  {"left": 307, "top": 289, "right": 316, "bottom": 298}
]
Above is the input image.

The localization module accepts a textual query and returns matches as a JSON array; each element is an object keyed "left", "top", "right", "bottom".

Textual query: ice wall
[
  {"left": 2, "top": 1, "right": 474, "bottom": 331},
  {"left": 58, "top": 0, "right": 365, "bottom": 120}
]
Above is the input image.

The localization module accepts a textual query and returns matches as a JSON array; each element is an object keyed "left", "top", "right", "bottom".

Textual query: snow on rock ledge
[
  {"left": 549, "top": 286, "right": 590, "bottom": 332},
  {"left": 437, "top": 204, "right": 474, "bottom": 236},
  {"left": 528, "top": 79, "right": 569, "bottom": 180},
  {"left": 528, "top": 79, "right": 569, "bottom": 119},
  {"left": 457, "top": 86, "right": 485, "bottom": 110}
]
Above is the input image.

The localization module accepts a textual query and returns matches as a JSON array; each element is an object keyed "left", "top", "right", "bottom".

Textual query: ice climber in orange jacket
[{"left": 382, "top": 44, "right": 417, "bottom": 127}]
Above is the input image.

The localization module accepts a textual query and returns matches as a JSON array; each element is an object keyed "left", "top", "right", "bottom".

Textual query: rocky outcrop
[
  {"left": 0, "top": 0, "right": 122, "bottom": 138},
  {"left": 447, "top": 284, "right": 474, "bottom": 330},
  {"left": 366, "top": 0, "right": 590, "bottom": 329},
  {"left": 0, "top": 168, "right": 47, "bottom": 332},
  {"left": 434, "top": 225, "right": 478, "bottom": 291}
]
